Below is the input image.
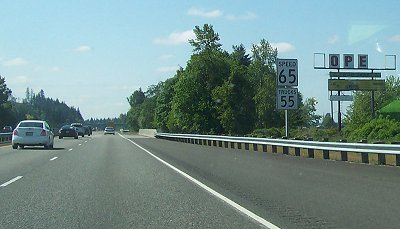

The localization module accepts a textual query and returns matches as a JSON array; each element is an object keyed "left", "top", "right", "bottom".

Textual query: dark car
[
  {"left": 2, "top": 126, "right": 13, "bottom": 133},
  {"left": 83, "top": 126, "right": 92, "bottom": 136},
  {"left": 59, "top": 125, "right": 78, "bottom": 139}
]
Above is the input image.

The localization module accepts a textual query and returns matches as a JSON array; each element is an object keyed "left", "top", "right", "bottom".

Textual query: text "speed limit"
[{"left": 277, "top": 59, "right": 298, "bottom": 87}]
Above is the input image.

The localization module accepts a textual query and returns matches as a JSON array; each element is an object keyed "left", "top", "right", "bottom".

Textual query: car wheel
[
  {"left": 82, "top": 134, "right": 84, "bottom": 137},
  {"left": 12, "top": 144, "right": 18, "bottom": 149},
  {"left": 19, "top": 145, "right": 24, "bottom": 149},
  {"left": 74, "top": 136, "right": 78, "bottom": 139},
  {"left": 59, "top": 136, "right": 63, "bottom": 139}
]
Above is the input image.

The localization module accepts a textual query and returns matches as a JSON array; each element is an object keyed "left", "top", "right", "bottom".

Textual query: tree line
[
  {"left": 0, "top": 79, "right": 84, "bottom": 129},
  {"left": 126, "top": 24, "right": 321, "bottom": 135}
]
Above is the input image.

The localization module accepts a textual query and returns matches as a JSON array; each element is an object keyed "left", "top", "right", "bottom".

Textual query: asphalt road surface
[{"left": 1, "top": 132, "right": 400, "bottom": 228}]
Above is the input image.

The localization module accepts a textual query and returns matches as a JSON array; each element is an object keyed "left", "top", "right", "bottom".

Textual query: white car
[
  {"left": 12, "top": 120, "right": 54, "bottom": 149},
  {"left": 104, "top": 127, "right": 115, "bottom": 135},
  {"left": 71, "top": 123, "right": 85, "bottom": 137}
]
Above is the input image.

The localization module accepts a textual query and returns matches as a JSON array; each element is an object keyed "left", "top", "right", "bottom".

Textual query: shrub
[
  {"left": 251, "top": 128, "right": 283, "bottom": 138},
  {"left": 346, "top": 116, "right": 400, "bottom": 142}
]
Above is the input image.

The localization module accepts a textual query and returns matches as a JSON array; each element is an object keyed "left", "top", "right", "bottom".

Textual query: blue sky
[{"left": 1, "top": 0, "right": 399, "bottom": 119}]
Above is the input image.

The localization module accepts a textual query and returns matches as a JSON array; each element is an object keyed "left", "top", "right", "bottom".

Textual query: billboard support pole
[
  {"left": 371, "top": 70, "right": 375, "bottom": 119},
  {"left": 337, "top": 69, "right": 342, "bottom": 132}
]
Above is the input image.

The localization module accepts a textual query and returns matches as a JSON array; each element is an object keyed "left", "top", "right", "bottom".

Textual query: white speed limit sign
[
  {"left": 276, "top": 59, "right": 298, "bottom": 87},
  {"left": 277, "top": 88, "right": 298, "bottom": 110}
]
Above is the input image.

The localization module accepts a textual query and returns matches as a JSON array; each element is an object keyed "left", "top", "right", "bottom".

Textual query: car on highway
[
  {"left": 2, "top": 126, "right": 13, "bottom": 133},
  {"left": 11, "top": 120, "right": 54, "bottom": 149},
  {"left": 84, "top": 125, "right": 92, "bottom": 136},
  {"left": 59, "top": 125, "right": 79, "bottom": 139},
  {"left": 71, "top": 123, "right": 85, "bottom": 137},
  {"left": 104, "top": 127, "right": 115, "bottom": 135}
]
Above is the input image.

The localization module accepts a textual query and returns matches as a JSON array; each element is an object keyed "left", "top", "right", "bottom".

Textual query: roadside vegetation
[{"left": 123, "top": 24, "right": 400, "bottom": 143}]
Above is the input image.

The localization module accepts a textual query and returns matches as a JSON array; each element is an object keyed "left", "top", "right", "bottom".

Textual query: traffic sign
[
  {"left": 276, "top": 59, "right": 298, "bottom": 87},
  {"left": 329, "top": 72, "right": 381, "bottom": 78},
  {"left": 328, "top": 79, "right": 385, "bottom": 91},
  {"left": 329, "top": 95, "right": 354, "bottom": 101},
  {"left": 277, "top": 88, "right": 298, "bottom": 110}
]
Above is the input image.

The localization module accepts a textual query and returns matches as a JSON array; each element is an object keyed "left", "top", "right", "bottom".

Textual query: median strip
[{"left": 1, "top": 176, "right": 23, "bottom": 187}]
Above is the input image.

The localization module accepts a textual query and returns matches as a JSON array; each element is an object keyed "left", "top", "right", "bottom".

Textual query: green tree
[
  {"left": 127, "top": 88, "right": 145, "bottom": 107},
  {"left": 0, "top": 75, "right": 14, "bottom": 127},
  {"left": 344, "top": 75, "right": 400, "bottom": 131},
  {"left": 155, "top": 72, "right": 180, "bottom": 132},
  {"left": 301, "top": 97, "right": 322, "bottom": 127},
  {"left": 212, "top": 58, "right": 255, "bottom": 134},
  {"left": 248, "top": 39, "right": 279, "bottom": 129},
  {"left": 126, "top": 89, "right": 145, "bottom": 131},
  {"left": 322, "top": 113, "right": 335, "bottom": 128},
  {"left": 189, "top": 24, "right": 222, "bottom": 54}
]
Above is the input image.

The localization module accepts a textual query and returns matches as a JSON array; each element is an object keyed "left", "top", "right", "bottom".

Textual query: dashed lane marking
[{"left": 0, "top": 176, "right": 23, "bottom": 187}]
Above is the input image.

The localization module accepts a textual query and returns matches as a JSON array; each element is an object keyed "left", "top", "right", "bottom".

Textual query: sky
[{"left": 1, "top": 0, "right": 400, "bottom": 120}]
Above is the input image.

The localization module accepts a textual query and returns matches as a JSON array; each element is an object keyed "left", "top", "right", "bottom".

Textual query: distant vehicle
[
  {"left": 12, "top": 120, "right": 54, "bottom": 149},
  {"left": 2, "top": 126, "right": 13, "bottom": 133},
  {"left": 59, "top": 125, "right": 78, "bottom": 139},
  {"left": 104, "top": 127, "right": 115, "bottom": 135},
  {"left": 83, "top": 125, "right": 92, "bottom": 136},
  {"left": 71, "top": 123, "right": 85, "bottom": 137}
]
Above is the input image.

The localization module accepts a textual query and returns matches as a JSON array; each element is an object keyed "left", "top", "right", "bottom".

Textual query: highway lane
[
  {"left": 0, "top": 132, "right": 264, "bottom": 228},
  {"left": 3, "top": 132, "right": 400, "bottom": 228},
  {"left": 0, "top": 135, "right": 92, "bottom": 187},
  {"left": 132, "top": 135, "right": 400, "bottom": 229}
]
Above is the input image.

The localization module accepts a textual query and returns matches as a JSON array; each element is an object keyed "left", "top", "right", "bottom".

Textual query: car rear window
[{"left": 19, "top": 122, "right": 43, "bottom": 128}]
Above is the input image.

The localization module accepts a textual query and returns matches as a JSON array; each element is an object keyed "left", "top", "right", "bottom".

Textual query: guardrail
[
  {"left": 155, "top": 133, "right": 400, "bottom": 166},
  {"left": 0, "top": 132, "right": 12, "bottom": 144}
]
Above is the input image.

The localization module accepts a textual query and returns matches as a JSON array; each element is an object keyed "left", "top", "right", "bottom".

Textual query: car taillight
[
  {"left": 13, "top": 129, "right": 18, "bottom": 136},
  {"left": 41, "top": 130, "right": 46, "bottom": 136}
]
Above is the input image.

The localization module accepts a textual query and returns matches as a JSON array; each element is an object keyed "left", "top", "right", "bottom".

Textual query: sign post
[{"left": 276, "top": 59, "right": 298, "bottom": 138}]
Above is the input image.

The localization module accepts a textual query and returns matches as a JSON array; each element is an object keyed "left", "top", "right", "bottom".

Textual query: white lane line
[
  {"left": 119, "top": 134, "right": 280, "bottom": 229},
  {"left": 50, "top": 157, "right": 58, "bottom": 161},
  {"left": 68, "top": 148, "right": 73, "bottom": 151},
  {"left": 78, "top": 144, "right": 82, "bottom": 146},
  {"left": 85, "top": 141, "right": 88, "bottom": 143},
  {"left": 1, "top": 176, "right": 23, "bottom": 187}
]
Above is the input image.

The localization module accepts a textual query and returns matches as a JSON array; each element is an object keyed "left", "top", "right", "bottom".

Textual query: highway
[{"left": 1, "top": 132, "right": 400, "bottom": 228}]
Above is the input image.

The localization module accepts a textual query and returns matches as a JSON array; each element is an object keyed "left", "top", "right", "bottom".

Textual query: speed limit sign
[
  {"left": 277, "top": 59, "right": 298, "bottom": 87},
  {"left": 277, "top": 88, "right": 298, "bottom": 109}
]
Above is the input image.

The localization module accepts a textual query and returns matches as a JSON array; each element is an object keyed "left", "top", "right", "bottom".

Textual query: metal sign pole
[{"left": 285, "top": 110, "right": 288, "bottom": 137}]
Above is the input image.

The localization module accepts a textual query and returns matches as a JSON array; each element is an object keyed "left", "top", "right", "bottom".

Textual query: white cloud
[
  {"left": 156, "top": 66, "right": 178, "bottom": 73},
  {"left": 270, "top": 42, "right": 296, "bottom": 53},
  {"left": 8, "top": 75, "right": 30, "bottom": 84},
  {"left": 376, "top": 42, "right": 383, "bottom": 53},
  {"left": 328, "top": 35, "right": 339, "bottom": 44},
  {"left": 153, "top": 30, "right": 195, "bottom": 45},
  {"left": 389, "top": 35, "right": 400, "bottom": 42},
  {"left": 74, "top": 45, "right": 92, "bottom": 52},
  {"left": 187, "top": 7, "right": 223, "bottom": 18},
  {"left": 3, "top": 57, "right": 28, "bottom": 67},
  {"left": 226, "top": 11, "right": 257, "bottom": 21}
]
